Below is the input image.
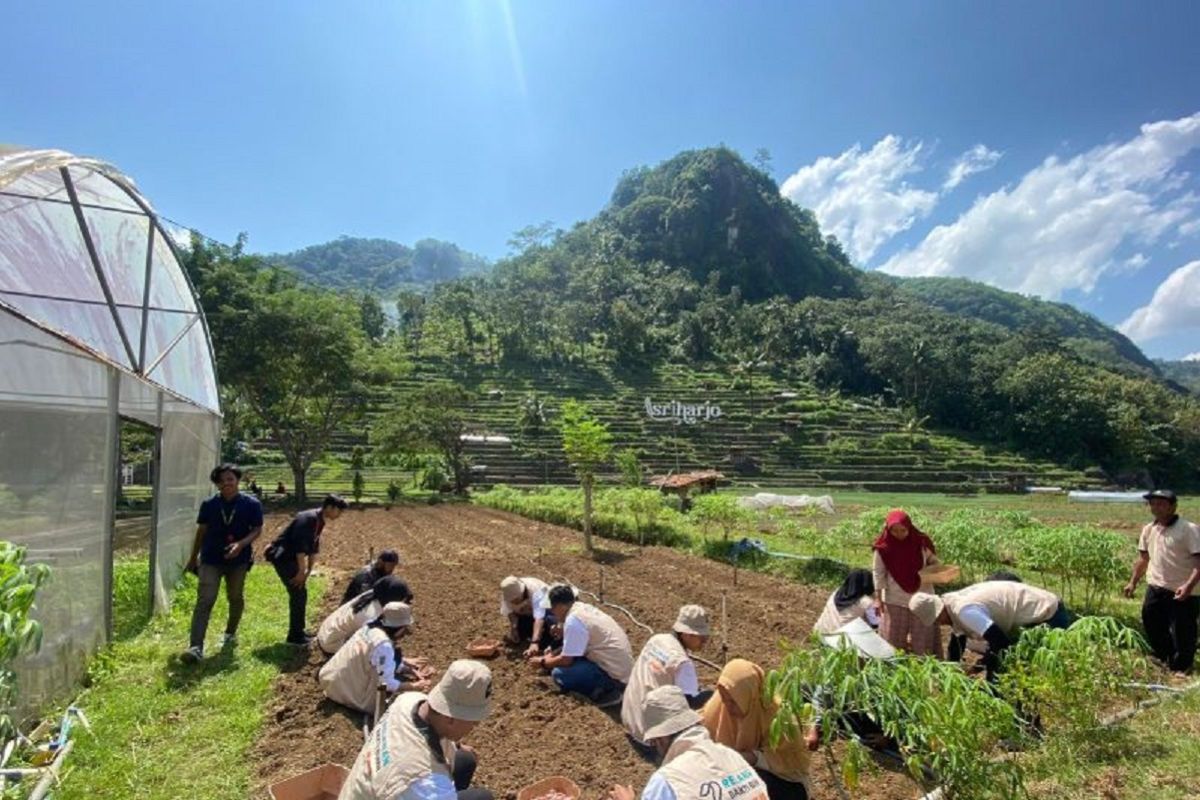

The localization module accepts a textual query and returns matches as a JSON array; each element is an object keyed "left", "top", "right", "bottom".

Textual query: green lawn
[{"left": 56, "top": 560, "right": 324, "bottom": 800}]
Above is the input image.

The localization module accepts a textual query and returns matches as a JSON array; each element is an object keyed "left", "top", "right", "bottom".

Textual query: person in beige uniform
[
  {"left": 319, "top": 603, "right": 433, "bottom": 715},
  {"left": 529, "top": 584, "right": 633, "bottom": 707},
  {"left": 318, "top": 575, "right": 415, "bottom": 655},
  {"left": 1123, "top": 490, "right": 1200, "bottom": 672},
  {"left": 339, "top": 660, "right": 493, "bottom": 800},
  {"left": 813, "top": 569, "right": 879, "bottom": 635},
  {"left": 498, "top": 575, "right": 553, "bottom": 654},
  {"left": 622, "top": 605, "right": 711, "bottom": 748},
  {"left": 608, "top": 686, "right": 767, "bottom": 800},
  {"left": 910, "top": 581, "right": 1069, "bottom": 678}
]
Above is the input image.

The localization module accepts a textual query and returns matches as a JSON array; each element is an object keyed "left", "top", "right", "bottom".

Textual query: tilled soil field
[{"left": 252, "top": 505, "right": 927, "bottom": 799}]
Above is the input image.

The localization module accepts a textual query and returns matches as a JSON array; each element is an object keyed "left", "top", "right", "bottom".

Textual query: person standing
[
  {"left": 266, "top": 493, "right": 349, "bottom": 646},
  {"left": 872, "top": 509, "right": 942, "bottom": 656},
  {"left": 608, "top": 686, "right": 769, "bottom": 800},
  {"left": 343, "top": 550, "right": 401, "bottom": 603},
  {"left": 1124, "top": 490, "right": 1200, "bottom": 673},
  {"left": 622, "top": 605, "right": 711, "bottom": 748},
  {"left": 182, "top": 464, "right": 264, "bottom": 663},
  {"left": 339, "top": 660, "right": 494, "bottom": 800},
  {"left": 529, "top": 584, "right": 633, "bottom": 706}
]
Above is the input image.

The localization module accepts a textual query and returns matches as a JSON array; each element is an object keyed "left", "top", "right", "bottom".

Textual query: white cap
[
  {"left": 500, "top": 576, "right": 524, "bottom": 603},
  {"left": 380, "top": 602, "right": 413, "bottom": 628}
]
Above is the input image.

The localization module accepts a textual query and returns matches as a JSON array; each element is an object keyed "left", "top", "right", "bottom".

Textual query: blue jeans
[{"left": 551, "top": 657, "right": 616, "bottom": 698}]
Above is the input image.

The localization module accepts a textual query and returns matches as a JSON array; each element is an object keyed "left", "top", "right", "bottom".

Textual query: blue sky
[{"left": 4, "top": 1, "right": 1199, "bottom": 359}]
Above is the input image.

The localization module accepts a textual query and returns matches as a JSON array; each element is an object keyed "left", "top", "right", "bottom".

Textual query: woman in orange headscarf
[
  {"left": 701, "top": 659, "right": 815, "bottom": 800},
  {"left": 872, "top": 509, "right": 942, "bottom": 656}
]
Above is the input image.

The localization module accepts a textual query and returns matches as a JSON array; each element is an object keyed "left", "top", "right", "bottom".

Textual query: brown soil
[{"left": 251, "top": 505, "right": 930, "bottom": 799}]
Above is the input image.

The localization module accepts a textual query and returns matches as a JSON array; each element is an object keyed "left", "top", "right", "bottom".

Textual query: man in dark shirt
[
  {"left": 183, "top": 464, "right": 264, "bottom": 663},
  {"left": 267, "top": 493, "right": 349, "bottom": 645},
  {"left": 341, "top": 549, "right": 401, "bottom": 604}
]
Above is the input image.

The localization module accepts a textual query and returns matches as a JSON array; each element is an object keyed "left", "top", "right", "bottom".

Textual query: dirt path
[{"left": 251, "top": 505, "right": 924, "bottom": 799}]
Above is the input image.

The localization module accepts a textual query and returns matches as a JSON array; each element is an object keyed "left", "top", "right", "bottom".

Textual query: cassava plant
[{"left": 0, "top": 542, "right": 50, "bottom": 742}]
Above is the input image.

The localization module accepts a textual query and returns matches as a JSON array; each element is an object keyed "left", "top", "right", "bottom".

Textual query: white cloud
[
  {"left": 1184, "top": 351, "right": 1200, "bottom": 362},
  {"left": 780, "top": 135, "right": 938, "bottom": 264},
  {"left": 944, "top": 144, "right": 1002, "bottom": 190},
  {"left": 879, "top": 113, "right": 1200, "bottom": 299},
  {"left": 1118, "top": 260, "right": 1200, "bottom": 343}
]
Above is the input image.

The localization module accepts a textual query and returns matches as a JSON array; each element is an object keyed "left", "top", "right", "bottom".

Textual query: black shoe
[
  {"left": 592, "top": 687, "right": 624, "bottom": 709},
  {"left": 285, "top": 634, "right": 313, "bottom": 648}
]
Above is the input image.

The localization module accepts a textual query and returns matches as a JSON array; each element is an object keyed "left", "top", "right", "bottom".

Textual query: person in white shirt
[
  {"left": 319, "top": 602, "right": 431, "bottom": 714},
  {"left": 498, "top": 575, "right": 554, "bottom": 655},
  {"left": 529, "top": 584, "right": 633, "bottom": 707},
  {"left": 1124, "top": 489, "right": 1200, "bottom": 673},
  {"left": 608, "top": 686, "right": 768, "bottom": 800},
  {"left": 622, "top": 605, "right": 711, "bottom": 749},
  {"left": 339, "top": 660, "right": 493, "bottom": 800}
]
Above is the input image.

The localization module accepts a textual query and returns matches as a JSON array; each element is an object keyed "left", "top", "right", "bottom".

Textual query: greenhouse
[{"left": 0, "top": 147, "right": 221, "bottom": 709}]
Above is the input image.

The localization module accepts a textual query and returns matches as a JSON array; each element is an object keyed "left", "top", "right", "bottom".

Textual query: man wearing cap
[
  {"left": 266, "top": 493, "right": 350, "bottom": 646},
  {"left": 608, "top": 686, "right": 767, "bottom": 800},
  {"left": 319, "top": 602, "right": 430, "bottom": 714},
  {"left": 910, "top": 581, "right": 1068, "bottom": 678},
  {"left": 344, "top": 550, "right": 402, "bottom": 604},
  {"left": 340, "top": 660, "right": 493, "bottom": 800},
  {"left": 622, "top": 605, "right": 712, "bottom": 748},
  {"left": 497, "top": 575, "right": 552, "bottom": 654},
  {"left": 1124, "top": 490, "right": 1200, "bottom": 672},
  {"left": 529, "top": 584, "right": 633, "bottom": 706}
]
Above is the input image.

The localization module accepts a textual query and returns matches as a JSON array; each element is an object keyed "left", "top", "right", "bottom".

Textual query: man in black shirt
[
  {"left": 183, "top": 464, "right": 264, "bottom": 663},
  {"left": 341, "top": 549, "right": 401, "bottom": 604},
  {"left": 267, "top": 493, "right": 349, "bottom": 645}
]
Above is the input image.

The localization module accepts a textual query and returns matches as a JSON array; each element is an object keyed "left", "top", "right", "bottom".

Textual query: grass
[{"left": 54, "top": 559, "right": 324, "bottom": 800}]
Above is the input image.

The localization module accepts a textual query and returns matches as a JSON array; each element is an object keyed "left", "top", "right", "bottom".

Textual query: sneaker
[
  {"left": 221, "top": 633, "right": 238, "bottom": 649},
  {"left": 181, "top": 646, "right": 204, "bottom": 664}
]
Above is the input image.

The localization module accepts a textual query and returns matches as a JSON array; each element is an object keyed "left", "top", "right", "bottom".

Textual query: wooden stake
[
  {"left": 720, "top": 591, "right": 728, "bottom": 664},
  {"left": 599, "top": 566, "right": 605, "bottom": 602}
]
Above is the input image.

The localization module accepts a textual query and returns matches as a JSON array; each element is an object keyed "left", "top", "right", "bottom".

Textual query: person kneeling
[
  {"left": 339, "top": 660, "right": 494, "bottom": 800},
  {"left": 608, "top": 686, "right": 768, "bottom": 800},
  {"left": 528, "top": 584, "right": 633, "bottom": 707},
  {"left": 319, "top": 602, "right": 429, "bottom": 714}
]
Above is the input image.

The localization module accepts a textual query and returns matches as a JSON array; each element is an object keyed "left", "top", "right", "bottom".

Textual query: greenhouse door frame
[{"left": 102, "top": 369, "right": 165, "bottom": 642}]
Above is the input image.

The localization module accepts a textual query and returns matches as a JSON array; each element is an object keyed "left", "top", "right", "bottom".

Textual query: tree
[
  {"left": 213, "top": 280, "right": 391, "bottom": 502},
  {"left": 395, "top": 291, "right": 427, "bottom": 357},
  {"left": 358, "top": 293, "right": 388, "bottom": 342},
  {"left": 560, "top": 400, "right": 613, "bottom": 555},
  {"left": 373, "top": 382, "right": 475, "bottom": 494},
  {"left": 351, "top": 445, "right": 367, "bottom": 504}
]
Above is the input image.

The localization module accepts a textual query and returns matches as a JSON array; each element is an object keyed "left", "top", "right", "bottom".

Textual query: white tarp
[
  {"left": 737, "top": 492, "right": 835, "bottom": 514},
  {"left": 1068, "top": 491, "right": 1146, "bottom": 503}
]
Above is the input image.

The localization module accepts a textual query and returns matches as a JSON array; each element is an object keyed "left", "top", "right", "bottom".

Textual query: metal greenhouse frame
[{"left": 0, "top": 147, "right": 222, "bottom": 709}]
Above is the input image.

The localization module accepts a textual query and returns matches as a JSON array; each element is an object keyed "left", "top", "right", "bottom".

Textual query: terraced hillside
[{"left": 250, "top": 358, "right": 1100, "bottom": 494}]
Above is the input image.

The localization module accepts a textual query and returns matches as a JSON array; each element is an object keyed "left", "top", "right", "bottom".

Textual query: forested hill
[
  {"left": 604, "top": 147, "right": 861, "bottom": 301},
  {"left": 889, "top": 276, "right": 1157, "bottom": 376},
  {"left": 1157, "top": 359, "right": 1200, "bottom": 394},
  {"left": 268, "top": 236, "right": 489, "bottom": 293}
]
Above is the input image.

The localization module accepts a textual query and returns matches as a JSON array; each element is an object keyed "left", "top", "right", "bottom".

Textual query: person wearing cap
[
  {"left": 339, "top": 660, "right": 493, "bottom": 800},
  {"left": 622, "top": 605, "right": 712, "bottom": 748},
  {"left": 813, "top": 569, "right": 879, "bottom": 635},
  {"left": 871, "top": 509, "right": 942, "bottom": 656},
  {"left": 1123, "top": 490, "right": 1200, "bottom": 672},
  {"left": 182, "top": 463, "right": 265, "bottom": 664},
  {"left": 529, "top": 584, "right": 633, "bottom": 706},
  {"left": 319, "top": 602, "right": 431, "bottom": 714},
  {"left": 343, "top": 550, "right": 402, "bottom": 604},
  {"left": 910, "top": 581, "right": 1069, "bottom": 678},
  {"left": 608, "top": 685, "right": 769, "bottom": 800},
  {"left": 497, "top": 575, "right": 553, "bottom": 654},
  {"left": 701, "top": 660, "right": 816, "bottom": 800},
  {"left": 319, "top": 575, "right": 416, "bottom": 655},
  {"left": 265, "top": 493, "right": 350, "bottom": 646}
]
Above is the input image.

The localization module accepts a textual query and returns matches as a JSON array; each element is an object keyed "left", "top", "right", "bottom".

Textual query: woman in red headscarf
[{"left": 872, "top": 509, "right": 942, "bottom": 655}]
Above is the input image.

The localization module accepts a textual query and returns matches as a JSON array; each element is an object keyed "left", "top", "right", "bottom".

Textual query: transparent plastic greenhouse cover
[{"left": 0, "top": 147, "right": 221, "bottom": 711}]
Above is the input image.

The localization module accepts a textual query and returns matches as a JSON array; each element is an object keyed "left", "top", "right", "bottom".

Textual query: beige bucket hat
[
  {"left": 909, "top": 592, "right": 945, "bottom": 627},
  {"left": 380, "top": 602, "right": 413, "bottom": 628},
  {"left": 672, "top": 604, "right": 711, "bottom": 637},
  {"left": 500, "top": 576, "right": 524, "bottom": 603},
  {"left": 428, "top": 660, "right": 492, "bottom": 722},
  {"left": 642, "top": 685, "right": 702, "bottom": 740}
]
